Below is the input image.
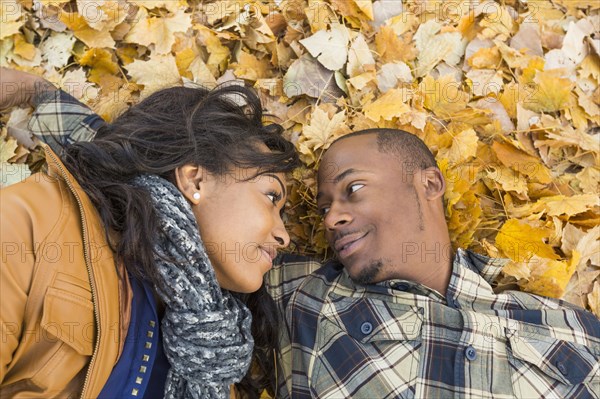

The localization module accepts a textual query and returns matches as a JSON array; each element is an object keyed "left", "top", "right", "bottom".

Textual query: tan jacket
[{"left": 0, "top": 145, "right": 132, "bottom": 398}]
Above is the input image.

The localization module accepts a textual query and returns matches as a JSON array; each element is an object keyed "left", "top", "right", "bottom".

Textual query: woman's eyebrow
[{"left": 262, "top": 173, "right": 286, "bottom": 196}]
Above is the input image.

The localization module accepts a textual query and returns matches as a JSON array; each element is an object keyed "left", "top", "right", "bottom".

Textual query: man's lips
[{"left": 333, "top": 231, "right": 369, "bottom": 253}]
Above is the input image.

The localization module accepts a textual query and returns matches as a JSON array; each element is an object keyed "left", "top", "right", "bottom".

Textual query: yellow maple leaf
[
  {"left": 495, "top": 219, "right": 559, "bottom": 262},
  {"left": 523, "top": 70, "right": 575, "bottom": 113},
  {"left": 59, "top": 11, "right": 115, "bottom": 48},
  {"left": 437, "top": 128, "right": 478, "bottom": 166},
  {"left": 124, "top": 8, "right": 191, "bottom": 55},
  {"left": 195, "top": 25, "right": 230, "bottom": 75},
  {"left": 0, "top": 0, "right": 23, "bottom": 40},
  {"left": 125, "top": 54, "right": 181, "bottom": 98},
  {"left": 467, "top": 47, "right": 501, "bottom": 69},
  {"left": 536, "top": 194, "right": 600, "bottom": 217},
  {"left": 298, "top": 107, "right": 347, "bottom": 156},
  {"left": 77, "top": 0, "right": 128, "bottom": 31},
  {"left": 363, "top": 89, "right": 411, "bottom": 122},
  {"left": 421, "top": 74, "right": 470, "bottom": 118},
  {"left": 491, "top": 141, "right": 552, "bottom": 184},
  {"left": 375, "top": 26, "right": 415, "bottom": 64},
  {"left": 78, "top": 48, "right": 120, "bottom": 86},
  {"left": 518, "top": 254, "right": 579, "bottom": 298},
  {"left": 13, "top": 34, "right": 36, "bottom": 61},
  {"left": 129, "top": 0, "right": 188, "bottom": 13},
  {"left": 485, "top": 165, "right": 528, "bottom": 196},
  {"left": 575, "top": 167, "right": 600, "bottom": 195}
]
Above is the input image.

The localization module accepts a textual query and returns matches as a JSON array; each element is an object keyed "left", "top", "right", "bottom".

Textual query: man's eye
[
  {"left": 349, "top": 184, "right": 364, "bottom": 194},
  {"left": 319, "top": 207, "right": 330, "bottom": 216}
]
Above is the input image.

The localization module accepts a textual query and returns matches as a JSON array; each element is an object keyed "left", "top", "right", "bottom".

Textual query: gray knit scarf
[{"left": 132, "top": 174, "right": 254, "bottom": 399}]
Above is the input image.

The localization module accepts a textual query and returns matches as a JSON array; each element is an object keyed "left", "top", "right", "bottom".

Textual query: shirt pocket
[
  {"left": 506, "top": 330, "right": 600, "bottom": 398},
  {"left": 310, "top": 297, "right": 423, "bottom": 399}
]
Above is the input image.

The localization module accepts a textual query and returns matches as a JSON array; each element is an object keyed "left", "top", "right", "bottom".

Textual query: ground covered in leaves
[{"left": 1, "top": 0, "right": 599, "bottom": 316}]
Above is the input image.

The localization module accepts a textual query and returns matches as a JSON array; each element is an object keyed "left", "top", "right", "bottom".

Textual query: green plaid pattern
[
  {"left": 30, "top": 92, "right": 600, "bottom": 399},
  {"left": 269, "top": 250, "right": 600, "bottom": 399},
  {"left": 28, "top": 89, "right": 103, "bottom": 155}
]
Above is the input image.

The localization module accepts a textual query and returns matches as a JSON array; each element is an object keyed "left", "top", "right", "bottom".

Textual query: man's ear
[
  {"left": 420, "top": 167, "right": 446, "bottom": 201},
  {"left": 174, "top": 164, "right": 205, "bottom": 204}
]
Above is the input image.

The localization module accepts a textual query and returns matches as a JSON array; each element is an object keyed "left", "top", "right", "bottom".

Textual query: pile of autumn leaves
[{"left": 1, "top": 0, "right": 598, "bottom": 316}]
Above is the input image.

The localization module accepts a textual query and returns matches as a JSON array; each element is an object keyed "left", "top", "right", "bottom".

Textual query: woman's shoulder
[{"left": 1, "top": 171, "right": 77, "bottom": 244}]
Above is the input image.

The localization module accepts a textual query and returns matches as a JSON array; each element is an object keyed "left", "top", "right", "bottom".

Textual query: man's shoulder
[{"left": 494, "top": 289, "right": 600, "bottom": 341}]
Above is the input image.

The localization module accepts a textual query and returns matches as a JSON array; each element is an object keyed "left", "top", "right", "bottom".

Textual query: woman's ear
[
  {"left": 174, "top": 164, "right": 205, "bottom": 204},
  {"left": 421, "top": 167, "right": 446, "bottom": 201}
]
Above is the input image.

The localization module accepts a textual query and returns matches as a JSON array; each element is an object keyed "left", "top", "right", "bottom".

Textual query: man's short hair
[{"left": 332, "top": 128, "right": 438, "bottom": 171}]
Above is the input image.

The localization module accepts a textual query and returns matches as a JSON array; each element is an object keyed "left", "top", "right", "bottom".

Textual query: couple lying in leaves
[{"left": 1, "top": 69, "right": 599, "bottom": 399}]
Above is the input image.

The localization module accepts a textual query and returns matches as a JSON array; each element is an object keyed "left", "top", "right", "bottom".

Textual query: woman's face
[{"left": 176, "top": 164, "right": 290, "bottom": 293}]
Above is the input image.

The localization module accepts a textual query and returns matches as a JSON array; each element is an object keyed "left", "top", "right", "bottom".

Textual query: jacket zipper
[{"left": 46, "top": 149, "right": 100, "bottom": 397}]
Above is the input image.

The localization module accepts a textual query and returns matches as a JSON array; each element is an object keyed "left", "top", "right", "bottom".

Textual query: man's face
[{"left": 317, "top": 134, "right": 431, "bottom": 284}]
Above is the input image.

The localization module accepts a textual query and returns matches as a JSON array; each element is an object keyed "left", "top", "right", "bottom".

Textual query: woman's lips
[{"left": 260, "top": 247, "right": 275, "bottom": 268}]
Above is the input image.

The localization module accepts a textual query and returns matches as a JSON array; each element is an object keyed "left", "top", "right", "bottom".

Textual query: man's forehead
[{"left": 319, "top": 134, "right": 378, "bottom": 171}]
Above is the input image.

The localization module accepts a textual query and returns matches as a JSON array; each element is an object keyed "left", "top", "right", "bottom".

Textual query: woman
[{"left": 0, "top": 68, "right": 299, "bottom": 398}]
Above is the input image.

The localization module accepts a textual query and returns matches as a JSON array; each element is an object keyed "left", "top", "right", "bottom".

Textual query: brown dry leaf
[
  {"left": 283, "top": 54, "right": 344, "bottom": 102},
  {"left": 5, "top": 0, "right": 600, "bottom": 320},
  {"left": 232, "top": 51, "right": 271, "bottom": 81}
]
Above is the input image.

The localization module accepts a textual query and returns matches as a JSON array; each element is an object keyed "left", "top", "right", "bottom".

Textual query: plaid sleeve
[
  {"left": 267, "top": 254, "right": 322, "bottom": 315},
  {"left": 266, "top": 254, "right": 323, "bottom": 399},
  {"left": 28, "top": 89, "right": 105, "bottom": 154}
]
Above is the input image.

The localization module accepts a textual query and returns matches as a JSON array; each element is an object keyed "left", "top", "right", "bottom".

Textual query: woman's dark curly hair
[{"left": 60, "top": 84, "right": 299, "bottom": 398}]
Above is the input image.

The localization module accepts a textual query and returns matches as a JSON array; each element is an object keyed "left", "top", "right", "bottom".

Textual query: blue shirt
[{"left": 98, "top": 275, "right": 170, "bottom": 398}]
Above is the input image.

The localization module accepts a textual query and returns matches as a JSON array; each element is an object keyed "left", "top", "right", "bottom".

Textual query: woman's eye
[
  {"left": 267, "top": 191, "right": 282, "bottom": 205},
  {"left": 348, "top": 184, "right": 364, "bottom": 194}
]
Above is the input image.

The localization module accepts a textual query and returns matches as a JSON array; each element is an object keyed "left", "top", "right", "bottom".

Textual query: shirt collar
[{"left": 335, "top": 249, "right": 508, "bottom": 305}]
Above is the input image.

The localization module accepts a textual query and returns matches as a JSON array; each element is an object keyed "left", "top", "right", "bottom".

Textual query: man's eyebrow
[{"left": 316, "top": 168, "right": 365, "bottom": 201}]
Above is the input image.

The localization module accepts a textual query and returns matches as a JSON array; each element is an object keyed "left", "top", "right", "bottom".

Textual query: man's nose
[{"left": 324, "top": 203, "right": 352, "bottom": 231}]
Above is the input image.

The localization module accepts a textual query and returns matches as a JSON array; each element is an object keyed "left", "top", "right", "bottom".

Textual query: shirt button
[
  {"left": 465, "top": 345, "right": 477, "bottom": 361},
  {"left": 360, "top": 322, "right": 373, "bottom": 335},
  {"left": 556, "top": 361, "right": 568, "bottom": 376},
  {"left": 395, "top": 283, "right": 410, "bottom": 291}
]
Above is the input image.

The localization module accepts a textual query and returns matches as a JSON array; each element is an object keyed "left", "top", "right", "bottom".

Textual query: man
[{"left": 2, "top": 72, "right": 599, "bottom": 399}]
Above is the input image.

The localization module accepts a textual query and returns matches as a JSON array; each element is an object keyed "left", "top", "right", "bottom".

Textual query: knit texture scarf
[{"left": 132, "top": 174, "right": 254, "bottom": 399}]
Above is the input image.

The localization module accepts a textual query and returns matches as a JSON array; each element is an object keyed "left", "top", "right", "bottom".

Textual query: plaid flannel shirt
[
  {"left": 269, "top": 250, "right": 600, "bottom": 399},
  {"left": 30, "top": 91, "right": 600, "bottom": 399},
  {"left": 28, "top": 89, "right": 104, "bottom": 154}
]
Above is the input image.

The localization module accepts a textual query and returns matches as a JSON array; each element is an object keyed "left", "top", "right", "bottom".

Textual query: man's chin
[{"left": 344, "top": 258, "right": 384, "bottom": 285}]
